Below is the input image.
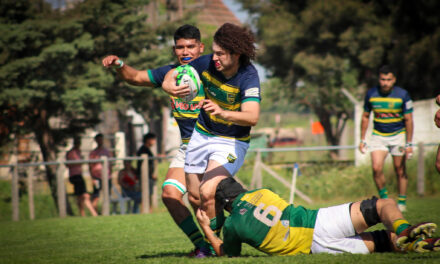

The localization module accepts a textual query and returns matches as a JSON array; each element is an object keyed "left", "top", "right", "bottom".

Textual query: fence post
[
  {"left": 27, "top": 166, "right": 35, "bottom": 220},
  {"left": 289, "top": 164, "right": 299, "bottom": 204},
  {"left": 417, "top": 142, "right": 425, "bottom": 196},
  {"left": 141, "top": 154, "right": 150, "bottom": 214},
  {"left": 56, "top": 158, "right": 67, "bottom": 218},
  {"left": 251, "top": 150, "right": 262, "bottom": 189},
  {"left": 12, "top": 164, "right": 19, "bottom": 221},
  {"left": 101, "top": 156, "right": 110, "bottom": 216}
]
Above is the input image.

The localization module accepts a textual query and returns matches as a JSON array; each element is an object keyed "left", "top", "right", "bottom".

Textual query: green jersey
[{"left": 223, "top": 189, "right": 318, "bottom": 256}]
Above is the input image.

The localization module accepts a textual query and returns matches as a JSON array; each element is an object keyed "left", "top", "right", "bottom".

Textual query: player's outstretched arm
[
  {"left": 102, "top": 55, "right": 153, "bottom": 87},
  {"left": 162, "top": 69, "right": 191, "bottom": 97},
  {"left": 196, "top": 208, "right": 225, "bottom": 256}
]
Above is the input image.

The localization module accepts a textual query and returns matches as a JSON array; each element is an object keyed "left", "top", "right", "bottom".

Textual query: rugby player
[{"left": 197, "top": 177, "right": 440, "bottom": 256}]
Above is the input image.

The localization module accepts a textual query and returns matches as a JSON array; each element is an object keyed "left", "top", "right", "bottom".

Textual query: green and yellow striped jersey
[{"left": 223, "top": 189, "right": 318, "bottom": 256}]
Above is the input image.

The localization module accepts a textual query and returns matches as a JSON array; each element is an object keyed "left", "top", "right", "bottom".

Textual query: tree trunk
[{"left": 34, "top": 110, "right": 74, "bottom": 216}]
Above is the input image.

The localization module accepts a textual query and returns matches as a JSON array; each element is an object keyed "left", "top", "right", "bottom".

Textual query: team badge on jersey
[
  {"left": 227, "top": 153, "right": 237, "bottom": 163},
  {"left": 227, "top": 93, "right": 235, "bottom": 103}
]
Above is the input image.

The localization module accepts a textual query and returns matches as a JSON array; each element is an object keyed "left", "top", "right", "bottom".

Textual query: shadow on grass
[{"left": 136, "top": 252, "right": 270, "bottom": 259}]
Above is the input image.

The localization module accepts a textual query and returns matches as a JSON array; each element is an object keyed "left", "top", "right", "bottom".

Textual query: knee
[
  {"left": 372, "top": 165, "right": 383, "bottom": 175},
  {"left": 199, "top": 185, "right": 215, "bottom": 207},
  {"left": 378, "top": 198, "right": 397, "bottom": 209},
  {"left": 187, "top": 193, "right": 200, "bottom": 207}
]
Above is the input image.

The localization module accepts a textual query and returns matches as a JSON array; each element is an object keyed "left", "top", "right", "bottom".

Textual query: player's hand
[
  {"left": 162, "top": 70, "right": 190, "bottom": 97},
  {"left": 359, "top": 141, "right": 367, "bottom": 154},
  {"left": 199, "top": 99, "right": 224, "bottom": 117},
  {"left": 406, "top": 146, "right": 413, "bottom": 160},
  {"left": 102, "top": 55, "right": 122, "bottom": 68},
  {"left": 196, "top": 208, "right": 210, "bottom": 228}
]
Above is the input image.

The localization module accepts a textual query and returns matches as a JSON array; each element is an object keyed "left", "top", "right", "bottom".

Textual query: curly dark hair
[{"left": 214, "top": 23, "right": 256, "bottom": 66}]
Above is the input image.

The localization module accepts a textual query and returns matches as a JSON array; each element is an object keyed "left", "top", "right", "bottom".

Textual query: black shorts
[
  {"left": 69, "top": 175, "right": 87, "bottom": 196},
  {"left": 91, "top": 178, "right": 112, "bottom": 199}
]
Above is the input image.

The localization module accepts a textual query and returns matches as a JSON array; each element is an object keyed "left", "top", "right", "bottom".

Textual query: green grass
[{"left": 1, "top": 197, "right": 439, "bottom": 264}]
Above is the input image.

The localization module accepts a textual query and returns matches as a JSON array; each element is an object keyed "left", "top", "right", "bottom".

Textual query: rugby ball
[{"left": 175, "top": 64, "right": 201, "bottom": 102}]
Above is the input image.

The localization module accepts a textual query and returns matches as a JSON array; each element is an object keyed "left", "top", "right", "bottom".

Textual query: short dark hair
[
  {"left": 214, "top": 23, "right": 256, "bottom": 66},
  {"left": 174, "top": 24, "right": 201, "bottom": 43},
  {"left": 379, "top": 65, "right": 395, "bottom": 75},
  {"left": 94, "top": 133, "right": 103, "bottom": 140},
  {"left": 143, "top": 133, "right": 156, "bottom": 142}
]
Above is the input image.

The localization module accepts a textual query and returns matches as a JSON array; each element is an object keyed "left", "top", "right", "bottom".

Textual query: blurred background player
[
  {"left": 89, "top": 133, "right": 113, "bottom": 213},
  {"left": 136, "top": 133, "right": 158, "bottom": 211},
  {"left": 102, "top": 24, "right": 209, "bottom": 256},
  {"left": 66, "top": 137, "right": 97, "bottom": 217},
  {"left": 359, "top": 65, "right": 414, "bottom": 212},
  {"left": 118, "top": 160, "right": 141, "bottom": 214},
  {"left": 196, "top": 177, "right": 439, "bottom": 257},
  {"left": 162, "top": 23, "right": 261, "bottom": 242}
]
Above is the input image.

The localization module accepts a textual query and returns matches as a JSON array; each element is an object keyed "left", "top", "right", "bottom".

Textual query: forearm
[
  {"left": 220, "top": 110, "right": 259, "bottom": 126},
  {"left": 116, "top": 64, "right": 152, "bottom": 87},
  {"left": 200, "top": 225, "right": 224, "bottom": 256},
  {"left": 360, "top": 116, "right": 370, "bottom": 140},
  {"left": 404, "top": 114, "right": 414, "bottom": 143}
]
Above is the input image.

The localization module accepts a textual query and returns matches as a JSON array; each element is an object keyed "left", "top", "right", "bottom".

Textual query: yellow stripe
[
  {"left": 260, "top": 226, "right": 314, "bottom": 255},
  {"left": 202, "top": 72, "right": 240, "bottom": 93},
  {"left": 196, "top": 123, "right": 250, "bottom": 142},
  {"left": 373, "top": 117, "right": 403, "bottom": 123},
  {"left": 370, "top": 98, "right": 402, "bottom": 103},
  {"left": 374, "top": 108, "right": 402, "bottom": 113},
  {"left": 205, "top": 92, "right": 241, "bottom": 110},
  {"left": 206, "top": 112, "right": 234, "bottom": 126},
  {"left": 393, "top": 219, "right": 410, "bottom": 233},
  {"left": 373, "top": 129, "right": 405, "bottom": 136},
  {"left": 173, "top": 112, "right": 199, "bottom": 118}
]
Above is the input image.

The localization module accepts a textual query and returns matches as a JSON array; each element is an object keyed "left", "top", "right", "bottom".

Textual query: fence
[
  {"left": 2, "top": 142, "right": 437, "bottom": 221},
  {"left": 2, "top": 154, "right": 169, "bottom": 221}
]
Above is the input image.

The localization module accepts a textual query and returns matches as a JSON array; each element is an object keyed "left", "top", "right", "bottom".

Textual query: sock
[
  {"left": 379, "top": 187, "right": 388, "bottom": 199},
  {"left": 393, "top": 219, "right": 411, "bottom": 235},
  {"left": 398, "top": 195, "right": 407, "bottom": 205},
  {"left": 178, "top": 215, "right": 206, "bottom": 249},
  {"left": 209, "top": 211, "right": 225, "bottom": 238}
]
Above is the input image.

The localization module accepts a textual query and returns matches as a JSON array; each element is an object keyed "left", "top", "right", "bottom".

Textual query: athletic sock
[
  {"left": 379, "top": 187, "right": 388, "bottom": 199},
  {"left": 178, "top": 215, "right": 206, "bottom": 248},
  {"left": 398, "top": 195, "right": 407, "bottom": 205},
  {"left": 209, "top": 211, "right": 225, "bottom": 236},
  {"left": 393, "top": 219, "right": 411, "bottom": 235}
]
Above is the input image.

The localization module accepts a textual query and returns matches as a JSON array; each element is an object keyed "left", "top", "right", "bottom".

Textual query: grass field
[{"left": 1, "top": 196, "right": 440, "bottom": 264}]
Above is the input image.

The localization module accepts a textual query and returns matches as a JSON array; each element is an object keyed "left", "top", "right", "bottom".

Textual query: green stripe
[
  {"left": 162, "top": 182, "right": 185, "bottom": 194},
  {"left": 242, "top": 98, "right": 260, "bottom": 103},
  {"left": 147, "top": 70, "right": 158, "bottom": 87}
]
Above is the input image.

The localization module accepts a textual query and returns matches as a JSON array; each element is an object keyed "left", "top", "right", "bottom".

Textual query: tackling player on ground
[
  {"left": 102, "top": 24, "right": 210, "bottom": 257},
  {"left": 197, "top": 177, "right": 439, "bottom": 257}
]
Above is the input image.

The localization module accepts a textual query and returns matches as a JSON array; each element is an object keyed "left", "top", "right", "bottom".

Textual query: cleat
[
  {"left": 412, "top": 237, "right": 440, "bottom": 253},
  {"left": 397, "top": 204, "right": 407, "bottom": 212},
  {"left": 192, "top": 247, "right": 212, "bottom": 258},
  {"left": 396, "top": 222, "right": 437, "bottom": 250}
]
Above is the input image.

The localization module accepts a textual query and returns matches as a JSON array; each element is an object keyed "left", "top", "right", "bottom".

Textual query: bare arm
[
  {"left": 359, "top": 111, "right": 370, "bottom": 153},
  {"left": 404, "top": 112, "right": 414, "bottom": 158},
  {"left": 196, "top": 209, "right": 225, "bottom": 256},
  {"left": 102, "top": 55, "right": 153, "bottom": 87},
  {"left": 200, "top": 100, "right": 260, "bottom": 126}
]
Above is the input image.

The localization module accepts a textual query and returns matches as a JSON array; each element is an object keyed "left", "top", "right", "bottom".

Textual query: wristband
[
  {"left": 114, "top": 59, "right": 124, "bottom": 69},
  {"left": 405, "top": 142, "right": 413, "bottom": 148}
]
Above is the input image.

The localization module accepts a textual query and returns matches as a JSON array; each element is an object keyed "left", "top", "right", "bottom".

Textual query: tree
[
  {"left": 0, "top": 0, "right": 171, "bottom": 213},
  {"left": 238, "top": 0, "right": 391, "bottom": 157}
]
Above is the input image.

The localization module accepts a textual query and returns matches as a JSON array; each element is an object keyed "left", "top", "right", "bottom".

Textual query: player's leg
[
  {"left": 350, "top": 197, "right": 437, "bottom": 252},
  {"left": 391, "top": 154, "right": 408, "bottom": 211},
  {"left": 83, "top": 192, "right": 98, "bottom": 216},
  {"left": 370, "top": 150, "right": 389, "bottom": 198},
  {"left": 162, "top": 167, "right": 207, "bottom": 252}
]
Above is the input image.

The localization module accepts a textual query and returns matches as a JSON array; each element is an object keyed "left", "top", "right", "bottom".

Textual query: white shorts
[
  {"left": 311, "top": 203, "right": 370, "bottom": 254},
  {"left": 184, "top": 130, "right": 249, "bottom": 176},
  {"left": 369, "top": 133, "right": 405, "bottom": 156},
  {"left": 169, "top": 144, "right": 187, "bottom": 168}
]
